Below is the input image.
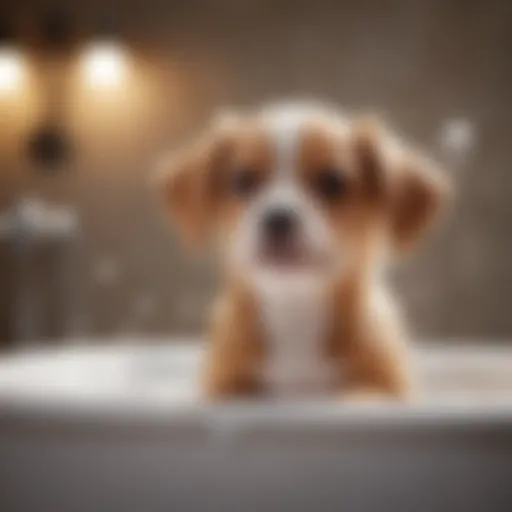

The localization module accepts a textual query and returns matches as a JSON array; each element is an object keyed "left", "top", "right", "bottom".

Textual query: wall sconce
[
  {"left": 26, "top": 9, "right": 75, "bottom": 174},
  {"left": 0, "top": 22, "right": 25, "bottom": 94}
]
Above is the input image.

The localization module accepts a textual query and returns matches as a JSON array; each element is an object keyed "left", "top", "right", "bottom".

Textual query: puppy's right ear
[{"left": 154, "top": 112, "right": 239, "bottom": 247}]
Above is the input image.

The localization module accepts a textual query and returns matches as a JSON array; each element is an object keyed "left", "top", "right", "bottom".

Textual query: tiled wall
[{"left": 1, "top": 0, "right": 511, "bottom": 343}]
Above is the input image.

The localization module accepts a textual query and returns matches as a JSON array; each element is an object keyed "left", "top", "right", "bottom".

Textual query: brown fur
[{"left": 203, "top": 279, "right": 265, "bottom": 398}]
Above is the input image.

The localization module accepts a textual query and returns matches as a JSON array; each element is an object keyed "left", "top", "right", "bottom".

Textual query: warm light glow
[
  {"left": 82, "top": 41, "right": 128, "bottom": 88},
  {"left": 0, "top": 46, "right": 25, "bottom": 93}
]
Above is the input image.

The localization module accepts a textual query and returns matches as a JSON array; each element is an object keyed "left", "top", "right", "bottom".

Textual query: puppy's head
[{"left": 157, "top": 102, "right": 450, "bottom": 284}]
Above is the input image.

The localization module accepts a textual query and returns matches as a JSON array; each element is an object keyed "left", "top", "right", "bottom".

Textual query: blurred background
[{"left": 0, "top": 0, "right": 510, "bottom": 347}]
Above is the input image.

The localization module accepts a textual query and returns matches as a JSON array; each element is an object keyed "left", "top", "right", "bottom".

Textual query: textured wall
[{"left": 0, "top": 0, "right": 511, "bottom": 342}]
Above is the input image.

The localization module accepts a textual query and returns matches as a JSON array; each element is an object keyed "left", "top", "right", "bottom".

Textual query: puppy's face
[
  {"left": 158, "top": 104, "right": 450, "bottom": 284},
  {"left": 221, "top": 110, "right": 365, "bottom": 282}
]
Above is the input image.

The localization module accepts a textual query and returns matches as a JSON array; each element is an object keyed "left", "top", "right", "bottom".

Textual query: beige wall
[{"left": 1, "top": 0, "right": 511, "bottom": 342}]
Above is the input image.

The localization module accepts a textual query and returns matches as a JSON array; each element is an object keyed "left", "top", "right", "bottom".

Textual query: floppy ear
[
  {"left": 354, "top": 116, "right": 451, "bottom": 253},
  {"left": 154, "top": 115, "right": 237, "bottom": 247},
  {"left": 390, "top": 148, "right": 451, "bottom": 252}
]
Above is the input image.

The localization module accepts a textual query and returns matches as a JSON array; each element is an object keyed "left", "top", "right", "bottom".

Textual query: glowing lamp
[
  {"left": 0, "top": 45, "right": 24, "bottom": 94},
  {"left": 82, "top": 41, "right": 127, "bottom": 88}
]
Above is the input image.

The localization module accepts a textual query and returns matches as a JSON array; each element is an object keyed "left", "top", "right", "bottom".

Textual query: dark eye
[
  {"left": 231, "top": 168, "right": 260, "bottom": 197},
  {"left": 315, "top": 169, "right": 347, "bottom": 201}
]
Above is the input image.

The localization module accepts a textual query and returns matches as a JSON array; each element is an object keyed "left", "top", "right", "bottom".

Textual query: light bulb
[
  {"left": 82, "top": 41, "right": 127, "bottom": 88},
  {"left": 0, "top": 46, "right": 24, "bottom": 93}
]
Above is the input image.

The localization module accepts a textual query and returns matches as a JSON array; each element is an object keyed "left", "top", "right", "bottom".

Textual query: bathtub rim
[{"left": 1, "top": 339, "right": 512, "bottom": 433}]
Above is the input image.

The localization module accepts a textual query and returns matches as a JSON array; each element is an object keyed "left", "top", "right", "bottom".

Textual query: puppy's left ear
[
  {"left": 354, "top": 116, "right": 452, "bottom": 253},
  {"left": 390, "top": 146, "right": 452, "bottom": 253}
]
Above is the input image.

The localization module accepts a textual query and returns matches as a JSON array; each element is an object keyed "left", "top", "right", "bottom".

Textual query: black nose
[{"left": 262, "top": 208, "right": 298, "bottom": 239}]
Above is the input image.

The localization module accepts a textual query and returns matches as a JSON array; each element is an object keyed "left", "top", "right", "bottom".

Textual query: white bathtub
[{"left": 1, "top": 340, "right": 512, "bottom": 512}]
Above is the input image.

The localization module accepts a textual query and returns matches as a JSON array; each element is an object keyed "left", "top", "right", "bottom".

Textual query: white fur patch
[
  {"left": 255, "top": 273, "right": 335, "bottom": 397},
  {"left": 251, "top": 105, "right": 337, "bottom": 397}
]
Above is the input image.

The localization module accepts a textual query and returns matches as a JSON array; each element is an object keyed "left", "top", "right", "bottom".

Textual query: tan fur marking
[
  {"left": 203, "top": 280, "right": 265, "bottom": 399},
  {"left": 327, "top": 278, "right": 415, "bottom": 400}
]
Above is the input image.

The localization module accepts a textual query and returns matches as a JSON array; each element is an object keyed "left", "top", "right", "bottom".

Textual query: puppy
[{"left": 157, "top": 102, "right": 450, "bottom": 401}]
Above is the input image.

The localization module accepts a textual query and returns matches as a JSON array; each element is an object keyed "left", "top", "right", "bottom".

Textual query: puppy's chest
[{"left": 256, "top": 284, "right": 337, "bottom": 396}]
